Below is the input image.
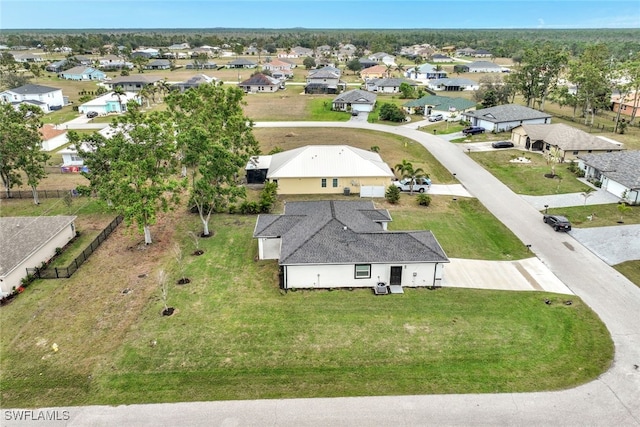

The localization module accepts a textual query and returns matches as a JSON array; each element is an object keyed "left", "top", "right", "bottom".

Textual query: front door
[{"left": 390, "top": 266, "right": 402, "bottom": 286}]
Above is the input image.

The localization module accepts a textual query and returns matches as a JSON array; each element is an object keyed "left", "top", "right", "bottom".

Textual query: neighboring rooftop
[
  {"left": 464, "top": 104, "right": 552, "bottom": 123},
  {"left": 578, "top": 150, "right": 640, "bottom": 190}
]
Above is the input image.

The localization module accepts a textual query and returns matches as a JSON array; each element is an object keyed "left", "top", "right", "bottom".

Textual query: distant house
[
  {"left": 455, "top": 47, "right": 476, "bottom": 57},
  {"left": 512, "top": 123, "right": 624, "bottom": 162},
  {"left": 0, "top": 84, "right": 64, "bottom": 113},
  {"left": 46, "top": 59, "right": 68, "bottom": 73},
  {"left": 106, "top": 75, "right": 163, "bottom": 92},
  {"left": 368, "top": 52, "right": 395, "bottom": 65},
  {"left": 278, "top": 46, "right": 313, "bottom": 58},
  {"left": 168, "top": 43, "right": 190, "bottom": 50},
  {"left": 462, "top": 104, "right": 552, "bottom": 133},
  {"left": 39, "top": 124, "right": 68, "bottom": 151},
  {"left": 456, "top": 61, "right": 504, "bottom": 73},
  {"left": 472, "top": 49, "right": 493, "bottom": 58},
  {"left": 611, "top": 91, "right": 640, "bottom": 118},
  {"left": 403, "top": 95, "right": 476, "bottom": 118},
  {"left": 57, "top": 141, "right": 94, "bottom": 172},
  {"left": 405, "top": 64, "right": 447, "bottom": 80},
  {"left": 226, "top": 58, "right": 257, "bottom": 69},
  {"left": 426, "top": 77, "right": 479, "bottom": 92},
  {"left": 172, "top": 74, "right": 218, "bottom": 92},
  {"left": 186, "top": 61, "right": 217, "bottom": 70},
  {"left": 305, "top": 66, "right": 345, "bottom": 94},
  {"left": 253, "top": 200, "right": 449, "bottom": 290},
  {"left": 98, "top": 55, "right": 132, "bottom": 70},
  {"left": 332, "top": 89, "right": 376, "bottom": 113},
  {"left": 358, "top": 58, "right": 378, "bottom": 70},
  {"left": 145, "top": 59, "right": 171, "bottom": 70},
  {"left": 261, "top": 59, "right": 294, "bottom": 78},
  {"left": 360, "top": 65, "right": 388, "bottom": 81},
  {"left": 0, "top": 216, "right": 77, "bottom": 296},
  {"left": 262, "top": 145, "right": 394, "bottom": 195},
  {"left": 364, "top": 78, "right": 417, "bottom": 94},
  {"left": 58, "top": 66, "right": 106, "bottom": 81},
  {"left": 238, "top": 73, "right": 282, "bottom": 93},
  {"left": 10, "top": 52, "right": 44, "bottom": 63},
  {"left": 430, "top": 54, "right": 454, "bottom": 63},
  {"left": 78, "top": 91, "right": 141, "bottom": 115},
  {"left": 577, "top": 151, "right": 640, "bottom": 205}
]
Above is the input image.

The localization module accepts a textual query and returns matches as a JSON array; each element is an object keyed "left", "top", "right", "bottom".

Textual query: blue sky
[{"left": 1, "top": 0, "right": 639, "bottom": 29}]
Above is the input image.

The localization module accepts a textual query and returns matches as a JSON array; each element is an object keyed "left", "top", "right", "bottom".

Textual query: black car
[
  {"left": 543, "top": 214, "right": 572, "bottom": 232},
  {"left": 86, "top": 111, "right": 98, "bottom": 118},
  {"left": 462, "top": 126, "right": 485, "bottom": 135},
  {"left": 491, "top": 141, "right": 514, "bottom": 149}
]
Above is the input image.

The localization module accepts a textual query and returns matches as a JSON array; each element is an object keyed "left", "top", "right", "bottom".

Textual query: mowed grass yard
[{"left": 0, "top": 196, "right": 613, "bottom": 407}]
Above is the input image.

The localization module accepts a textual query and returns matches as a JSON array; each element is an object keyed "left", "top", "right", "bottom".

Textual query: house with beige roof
[
  {"left": 257, "top": 145, "right": 394, "bottom": 195},
  {"left": 611, "top": 91, "right": 640, "bottom": 118},
  {"left": 512, "top": 123, "right": 624, "bottom": 162}
]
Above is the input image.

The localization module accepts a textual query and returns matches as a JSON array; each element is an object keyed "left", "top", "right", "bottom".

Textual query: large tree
[
  {"left": 76, "top": 104, "right": 184, "bottom": 244},
  {"left": 568, "top": 44, "right": 612, "bottom": 126},
  {"left": 508, "top": 43, "right": 568, "bottom": 110},
  {"left": 166, "top": 82, "right": 259, "bottom": 236},
  {"left": 0, "top": 103, "right": 49, "bottom": 203}
]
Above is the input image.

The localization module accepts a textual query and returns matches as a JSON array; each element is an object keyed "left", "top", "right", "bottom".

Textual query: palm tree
[
  {"left": 385, "top": 63, "right": 394, "bottom": 78},
  {"left": 156, "top": 79, "right": 171, "bottom": 101},
  {"left": 394, "top": 160, "right": 427, "bottom": 194},
  {"left": 112, "top": 85, "right": 127, "bottom": 113},
  {"left": 396, "top": 63, "right": 406, "bottom": 77}
]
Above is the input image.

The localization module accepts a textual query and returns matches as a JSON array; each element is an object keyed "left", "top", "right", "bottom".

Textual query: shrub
[
  {"left": 239, "top": 201, "right": 260, "bottom": 214},
  {"left": 379, "top": 103, "right": 406, "bottom": 122},
  {"left": 417, "top": 193, "right": 431, "bottom": 206},
  {"left": 385, "top": 184, "right": 401, "bottom": 204}
]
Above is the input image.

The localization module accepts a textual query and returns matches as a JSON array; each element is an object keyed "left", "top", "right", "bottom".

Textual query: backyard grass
[
  {"left": 469, "top": 150, "right": 593, "bottom": 195},
  {"left": 0, "top": 208, "right": 614, "bottom": 407}
]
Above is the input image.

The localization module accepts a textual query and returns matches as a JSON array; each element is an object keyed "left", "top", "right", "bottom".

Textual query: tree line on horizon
[{"left": 1, "top": 28, "right": 639, "bottom": 61}]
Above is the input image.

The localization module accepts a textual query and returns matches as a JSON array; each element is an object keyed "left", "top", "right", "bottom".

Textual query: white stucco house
[
  {"left": 0, "top": 84, "right": 65, "bottom": 113},
  {"left": 577, "top": 151, "right": 640, "bottom": 205},
  {"left": 0, "top": 216, "right": 77, "bottom": 296},
  {"left": 78, "top": 91, "right": 141, "bottom": 115},
  {"left": 331, "top": 89, "right": 376, "bottom": 112},
  {"left": 253, "top": 200, "right": 449, "bottom": 290},
  {"left": 39, "top": 124, "right": 68, "bottom": 151}
]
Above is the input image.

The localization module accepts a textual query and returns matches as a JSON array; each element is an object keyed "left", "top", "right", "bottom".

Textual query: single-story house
[
  {"left": 132, "top": 48, "right": 159, "bottom": 57},
  {"left": 58, "top": 66, "right": 106, "bottom": 81},
  {"left": 358, "top": 58, "right": 378, "bottom": 70},
  {"left": 430, "top": 54, "right": 454, "bottom": 63},
  {"left": 364, "top": 78, "right": 417, "bottom": 94},
  {"left": 171, "top": 74, "right": 218, "bottom": 92},
  {"left": 456, "top": 61, "right": 504, "bottom": 73},
  {"left": 10, "top": 52, "right": 44, "bottom": 63},
  {"left": 78, "top": 91, "right": 141, "bottom": 115},
  {"left": 186, "top": 61, "right": 217, "bottom": 69},
  {"left": 577, "top": 151, "right": 640, "bottom": 205},
  {"left": 278, "top": 46, "right": 313, "bottom": 58},
  {"left": 0, "top": 216, "right": 77, "bottom": 296},
  {"left": 57, "top": 141, "right": 93, "bottom": 171},
  {"left": 253, "top": 200, "right": 449, "bottom": 290},
  {"left": 261, "top": 145, "right": 394, "bottom": 195},
  {"left": 368, "top": 52, "right": 396, "bottom": 65},
  {"left": 405, "top": 64, "right": 447, "bottom": 80},
  {"left": 168, "top": 43, "right": 190, "bottom": 50},
  {"left": 261, "top": 59, "right": 294, "bottom": 78},
  {"left": 360, "top": 65, "right": 388, "bottom": 80},
  {"left": 106, "top": 75, "right": 163, "bottom": 92},
  {"left": 462, "top": 104, "right": 552, "bottom": 133},
  {"left": 331, "top": 89, "right": 376, "bottom": 113},
  {"left": 426, "top": 77, "right": 480, "bottom": 92},
  {"left": 403, "top": 95, "right": 476, "bottom": 118},
  {"left": 46, "top": 59, "right": 68, "bottom": 73},
  {"left": 39, "top": 124, "right": 68, "bottom": 151},
  {"left": 98, "top": 55, "right": 133, "bottom": 70},
  {"left": 0, "top": 84, "right": 64, "bottom": 113},
  {"left": 511, "top": 123, "right": 624, "bottom": 162},
  {"left": 238, "top": 73, "right": 282, "bottom": 93},
  {"left": 455, "top": 47, "right": 476, "bottom": 57},
  {"left": 611, "top": 91, "right": 640, "bottom": 118},
  {"left": 226, "top": 58, "right": 257, "bottom": 69},
  {"left": 145, "top": 59, "right": 171, "bottom": 70}
]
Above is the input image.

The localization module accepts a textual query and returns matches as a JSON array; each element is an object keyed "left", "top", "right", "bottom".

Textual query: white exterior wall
[
  {"left": 602, "top": 178, "right": 628, "bottom": 199},
  {"left": 284, "top": 262, "right": 440, "bottom": 289},
  {"left": 0, "top": 223, "right": 75, "bottom": 295},
  {"left": 41, "top": 133, "right": 68, "bottom": 151},
  {"left": 477, "top": 118, "right": 549, "bottom": 132},
  {"left": 258, "top": 238, "right": 281, "bottom": 260}
]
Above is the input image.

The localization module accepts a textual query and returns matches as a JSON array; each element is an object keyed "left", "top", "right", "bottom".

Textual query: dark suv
[
  {"left": 543, "top": 214, "right": 572, "bottom": 232},
  {"left": 462, "top": 126, "right": 485, "bottom": 135}
]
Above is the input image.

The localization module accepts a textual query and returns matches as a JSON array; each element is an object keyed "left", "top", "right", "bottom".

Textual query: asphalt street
[{"left": 6, "top": 120, "right": 639, "bottom": 427}]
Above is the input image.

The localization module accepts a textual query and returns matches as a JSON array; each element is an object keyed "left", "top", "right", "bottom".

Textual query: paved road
[{"left": 7, "top": 121, "right": 639, "bottom": 426}]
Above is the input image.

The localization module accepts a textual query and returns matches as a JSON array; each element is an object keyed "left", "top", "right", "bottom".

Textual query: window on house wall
[
  {"left": 355, "top": 264, "right": 371, "bottom": 279},
  {"left": 321, "top": 178, "right": 327, "bottom": 188},
  {"left": 332, "top": 178, "right": 338, "bottom": 188},
  {"left": 573, "top": 151, "right": 579, "bottom": 155}
]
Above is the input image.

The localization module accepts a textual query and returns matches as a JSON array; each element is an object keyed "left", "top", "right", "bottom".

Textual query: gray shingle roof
[
  {"left": 464, "top": 104, "right": 551, "bottom": 123},
  {"left": 239, "top": 73, "right": 280, "bottom": 86},
  {"left": 332, "top": 89, "right": 376, "bottom": 104},
  {"left": 578, "top": 150, "right": 640, "bottom": 190},
  {"left": 0, "top": 216, "right": 76, "bottom": 277},
  {"left": 254, "top": 201, "right": 448, "bottom": 266},
  {"left": 7, "top": 84, "right": 59, "bottom": 95}
]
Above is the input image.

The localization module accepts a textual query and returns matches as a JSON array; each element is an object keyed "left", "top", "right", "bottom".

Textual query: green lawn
[
  {"left": 0, "top": 212, "right": 613, "bottom": 407},
  {"left": 470, "top": 150, "right": 593, "bottom": 195},
  {"left": 546, "top": 204, "right": 640, "bottom": 228}
]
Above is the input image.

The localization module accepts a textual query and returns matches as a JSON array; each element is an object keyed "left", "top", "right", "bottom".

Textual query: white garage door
[{"left": 360, "top": 186, "right": 385, "bottom": 198}]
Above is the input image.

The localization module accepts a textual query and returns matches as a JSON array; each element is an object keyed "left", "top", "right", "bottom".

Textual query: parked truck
[{"left": 392, "top": 177, "right": 432, "bottom": 193}]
